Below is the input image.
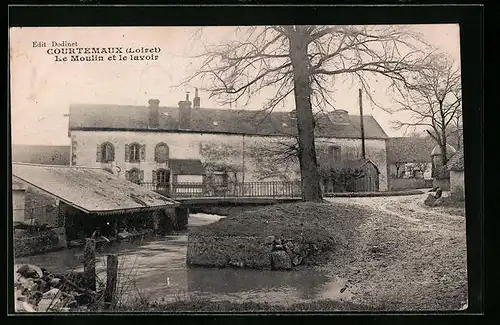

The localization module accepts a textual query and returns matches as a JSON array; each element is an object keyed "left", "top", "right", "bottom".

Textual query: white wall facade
[
  {"left": 12, "top": 189, "right": 26, "bottom": 222},
  {"left": 71, "top": 130, "right": 388, "bottom": 191}
]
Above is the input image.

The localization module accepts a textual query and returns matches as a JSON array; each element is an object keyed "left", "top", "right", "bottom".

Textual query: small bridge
[{"left": 141, "top": 181, "right": 303, "bottom": 207}]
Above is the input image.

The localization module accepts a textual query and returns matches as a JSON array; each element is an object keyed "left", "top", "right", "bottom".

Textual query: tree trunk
[
  {"left": 289, "top": 28, "right": 322, "bottom": 202},
  {"left": 439, "top": 102, "right": 448, "bottom": 166}
]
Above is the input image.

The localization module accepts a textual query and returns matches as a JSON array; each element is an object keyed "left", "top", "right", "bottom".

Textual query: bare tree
[
  {"left": 184, "top": 25, "right": 431, "bottom": 201},
  {"left": 393, "top": 53, "right": 462, "bottom": 166},
  {"left": 449, "top": 109, "right": 463, "bottom": 150}
]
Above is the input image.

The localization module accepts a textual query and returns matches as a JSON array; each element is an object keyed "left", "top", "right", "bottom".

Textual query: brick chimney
[
  {"left": 328, "top": 109, "right": 349, "bottom": 124},
  {"left": 193, "top": 88, "right": 201, "bottom": 109},
  {"left": 178, "top": 92, "right": 192, "bottom": 129},
  {"left": 148, "top": 99, "right": 160, "bottom": 128}
]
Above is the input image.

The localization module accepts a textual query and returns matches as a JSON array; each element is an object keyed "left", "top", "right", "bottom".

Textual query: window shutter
[
  {"left": 125, "top": 144, "right": 130, "bottom": 162},
  {"left": 96, "top": 144, "right": 102, "bottom": 162},
  {"left": 140, "top": 145, "right": 146, "bottom": 161},
  {"left": 140, "top": 170, "right": 144, "bottom": 182},
  {"left": 336, "top": 147, "right": 342, "bottom": 161},
  {"left": 152, "top": 170, "right": 157, "bottom": 185},
  {"left": 110, "top": 144, "right": 115, "bottom": 161},
  {"left": 316, "top": 146, "right": 325, "bottom": 165}
]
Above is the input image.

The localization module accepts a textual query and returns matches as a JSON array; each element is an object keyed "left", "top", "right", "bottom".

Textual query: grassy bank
[
  {"left": 187, "top": 202, "right": 370, "bottom": 269},
  {"left": 323, "top": 189, "right": 425, "bottom": 198},
  {"left": 323, "top": 195, "right": 468, "bottom": 311},
  {"left": 114, "top": 298, "right": 369, "bottom": 312}
]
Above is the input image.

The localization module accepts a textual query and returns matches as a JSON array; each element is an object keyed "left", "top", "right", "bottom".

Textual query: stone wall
[
  {"left": 388, "top": 178, "right": 433, "bottom": 191},
  {"left": 187, "top": 235, "right": 272, "bottom": 269},
  {"left": 24, "top": 187, "right": 59, "bottom": 226},
  {"left": 13, "top": 227, "right": 67, "bottom": 257},
  {"left": 433, "top": 178, "right": 450, "bottom": 191},
  {"left": 450, "top": 170, "right": 465, "bottom": 201},
  {"left": 187, "top": 233, "right": 335, "bottom": 270}
]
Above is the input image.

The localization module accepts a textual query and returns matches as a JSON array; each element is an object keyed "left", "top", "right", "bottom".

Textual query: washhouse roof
[{"left": 12, "top": 163, "right": 179, "bottom": 215}]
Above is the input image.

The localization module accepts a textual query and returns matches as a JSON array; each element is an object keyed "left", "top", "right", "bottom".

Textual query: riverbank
[
  {"left": 187, "top": 195, "right": 467, "bottom": 311},
  {"left": 15, "top": 194, "right": 467, "bottom": 312},
  {"left": 187, "top": 202, "right": 370, "bottom": 269},
  {"left": 323, "top": 194, "right": 467, "bottom": 311},
  {"left": 114, "top": 298, "right": 368, "bottom": 312}
]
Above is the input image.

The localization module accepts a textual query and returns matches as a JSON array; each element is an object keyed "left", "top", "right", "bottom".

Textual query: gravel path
[{"left": 323, "top": 194, "right": 467, "bottom": 311}]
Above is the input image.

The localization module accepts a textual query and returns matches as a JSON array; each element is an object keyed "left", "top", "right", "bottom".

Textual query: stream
[{"left": 15, "top": 213, "right": 351, "bottom": 306}]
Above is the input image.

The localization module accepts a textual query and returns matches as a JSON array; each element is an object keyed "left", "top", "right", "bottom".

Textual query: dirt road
[{"left": 324, "top": 194, "right": 467, "bottom": 311}]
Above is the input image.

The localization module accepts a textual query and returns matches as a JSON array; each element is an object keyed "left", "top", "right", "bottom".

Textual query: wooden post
[
  {"left": 83, "top": 238, "right": 96, "bottom": 291},
  {"left": 359, "top": 88, "right": 366, "bottom": 159},
  {"left": 104, "top": 254, "right": 118, "bottom": 309},
  {"left": 113, "top": 216, "right": 118, "bottom": 240}
]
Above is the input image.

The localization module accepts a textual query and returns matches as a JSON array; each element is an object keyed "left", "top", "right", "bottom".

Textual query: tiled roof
[
  {"left": 447, "top": 151, "right": 464, "bottom": 171},
  {"left": 12, "top": 145, "right": 70, "bottom": 165},
  {"left": 431, "top": 143, "right": 457, "bottom": 156},
  {"left": 12, "top": 163, "right": 179, "bottom": 215},
  {"left": 386, "top": 137, "right": 436, "bottom": 164},
  {"left": 170, "top": 159, "right": 205, "bottom": 175},
  {"left": 68, "top": 104, "right": 388, "bottom": 139}
]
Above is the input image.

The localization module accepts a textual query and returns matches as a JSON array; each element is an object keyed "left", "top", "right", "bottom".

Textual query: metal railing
[{"left": 140, "top": 181, "right": 302, "bottom": 198}]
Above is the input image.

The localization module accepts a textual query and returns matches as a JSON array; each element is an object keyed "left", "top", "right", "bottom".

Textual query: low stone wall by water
[
  {"left": 187, "top": 233, "right": 329, "bottom": 270},
  {"left": 187, "top": 235, "right": 272, "bottom": 269},
  {"left": 14, "top": 227, "right": 67, "bottom": 257}
]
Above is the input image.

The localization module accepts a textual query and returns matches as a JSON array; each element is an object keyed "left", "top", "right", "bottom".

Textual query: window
[
  {"left": 155, "top": 143, "right": 169, "bottom": 163},
  {"left": 327, "top": 146, "right": 341, "bottom": 162},
  {"left": 126, "top": 168, "right": 143, "bottom": 184},
  {"left": 213, "top": 171, "right": 229, "bottom": 186},
  {"left": 125, "top": 143, "right": 145, "bottom": 163},
  {"left": 153, "top": 169, "right": 170, "bottom": 186},
  {"left": 96, "top": 142, "right": 115, "bottom": 163}
]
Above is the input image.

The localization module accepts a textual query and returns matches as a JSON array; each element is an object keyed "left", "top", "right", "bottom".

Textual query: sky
[{"left": 9, "top": 24, "right": 460, "bottom": 146}]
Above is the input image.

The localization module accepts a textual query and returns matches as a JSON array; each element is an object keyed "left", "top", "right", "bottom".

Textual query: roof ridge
[
  {"left": 12, "top": 162, "right": 102, "bottom": 169},
  {"left": 70, "top": 103, "right": 372, "bottom": 116}
]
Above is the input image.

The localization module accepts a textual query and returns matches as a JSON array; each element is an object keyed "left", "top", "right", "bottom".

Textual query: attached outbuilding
[
  {"left": 12, "top": 163, "right": 180, "bottom": 255},
  {"left": 320, "top": 158, "right": 380, "bottom": 193}
]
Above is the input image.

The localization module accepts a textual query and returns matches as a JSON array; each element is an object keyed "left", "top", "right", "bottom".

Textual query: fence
[{"left": 140, "top": 181, "right": 302, "bottom": 198}]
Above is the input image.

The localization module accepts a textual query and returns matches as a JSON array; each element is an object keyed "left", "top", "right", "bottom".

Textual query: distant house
[
  {"left": 386, "top": 137, "right": 435, "bottom": 191},
  {"left": 12, "top": 144, "right": 71, "bottom": 165},
  {"left": 12, "top": 163, "right": 179, "bottom": 256},
  {"left": 447, "top": 150, "right": 465, "bottom": 201}
]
